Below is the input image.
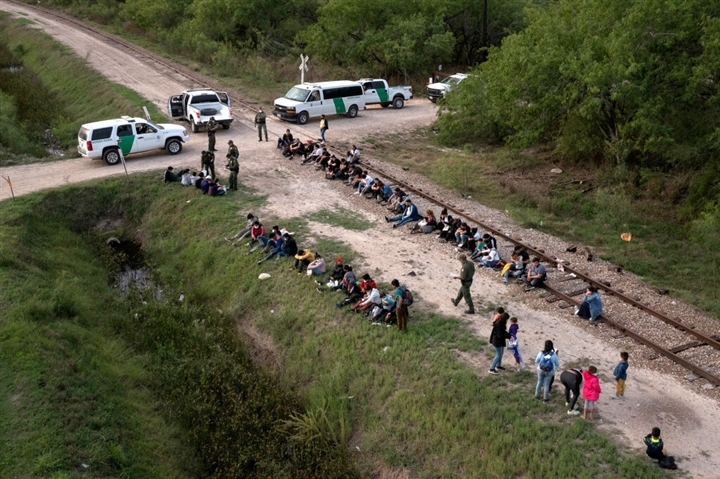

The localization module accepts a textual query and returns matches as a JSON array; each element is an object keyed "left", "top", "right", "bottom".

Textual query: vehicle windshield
[
  {"left": 190, "top": 94, "right": 220, "bottom": 104},
  {"left": 442, "top": 76, "right": 464, "bottom": 86},
  {"left": 284, "top": 87, "right": 310, "bottom": 102}
]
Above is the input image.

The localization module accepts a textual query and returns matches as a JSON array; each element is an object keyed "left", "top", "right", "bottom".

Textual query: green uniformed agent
[
  {"left": 226, "top": 154, "right": 239, "bottom": 190},
  {"left": 452, "top": 254, "right": 475, "bottom": 314},
  {"left": 227, "top": 140, "right": 239, "bottom": 161},
  {"left": 254, "top": 107, "right": 267, "bottom": 142},
  {"left": 201, "top": 150, "right": 215, "bottom": 179},
  {"left": 207, "top": 116, "right": 221, "bottom": 151}
]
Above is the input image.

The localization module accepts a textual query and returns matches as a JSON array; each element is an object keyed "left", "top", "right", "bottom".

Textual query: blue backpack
[{"left": 539, "top": 353, "right": 554, "bottom": 372}]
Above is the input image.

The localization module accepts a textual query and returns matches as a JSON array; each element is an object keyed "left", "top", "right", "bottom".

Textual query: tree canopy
[{"left": 437, "top": 0, "right": 720, "bottom": 173}]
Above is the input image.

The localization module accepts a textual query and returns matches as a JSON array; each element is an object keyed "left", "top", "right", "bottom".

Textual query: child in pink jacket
[{"left": 582, "top": 366, "right": 601, "bottom": 421}]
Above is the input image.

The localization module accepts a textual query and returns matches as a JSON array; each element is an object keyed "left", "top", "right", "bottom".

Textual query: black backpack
[{"left": 658, "top": 456, "right": 677, "bottom": 470}]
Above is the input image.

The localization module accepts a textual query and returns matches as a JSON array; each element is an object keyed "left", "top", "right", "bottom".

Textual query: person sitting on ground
[
  {"left": 180, "top": 169, "right": 193, "bottom": 186},
  {"left": 479, "top": 247, "right": 501, "bottom": 268},
  {"left": 280, "top": 129, "right": 293, "bottom": 149},
  {"left": 245, "top": 221, "right": 264, "bottom": 248},
  {"left": 371, "top": 290, "right": 396, "bottom": 323},
  {"left": 333, "top": 160, "right": 350, "bottom": 181},
  {"left": 306, "top": 253, "right": 326, "bottom": 277},
  {"left": 385, "top": 199, "right": 420, "bottom": 229},
  {"left": 410, "top": 209, "right": 437, "bottom": 234},
  {"left": 286, "top": 137, "right": 303, "bottom": 157},
  {"left": 358, "top": 273, "right": 377, "bottom": 293},
  {"left": 455, "top": 223, "right": 471, "bottom": 248},
  {"left": 644, "top": 427, "right": 677, "bottom": 469},
  {"left": 351, "top": 283, "right": 381, "bottom": 313},
  {"left": 372, "top": 179, "right": 392, "bottom": 203},
  {"left": 466, "top": 227, "right": 480, "bottom": 251},
  {"left": 250, "top": 225, "right": 280, "bottom": 253},
  {"left": 513, "top": 244, "right": 530, "bottom": 263},
  {"left": 501, "top": 253, "right": 525, "bottom": 282},
  {"left": 200, "top": 175, "right": 212, "bottom": 194},
  {"left": 164, "top": 166, "right": 180, "bottom": 183},
  {"left": 347, "top": 164, "right": 364, "bottom": 185},
  {"left": 278, "top": 232, "right": 298, "bottom": 260},
  {"left": 349, "top": 145, "right": 361, "bottom": 163},
  {"left": 525, "top": 257, "right": 547, "bottom": 291},
  {"left": 208, "top": 178, "right": 228, "bottom": 196},
  {"left": 575, "top": 286, "right": 603, "bottom": 321},
  {"left": 226, "top": 213, "right": 260, "bottom": 244},
  {"left": 482, "top": 233, "right": 498, "bottom": 250},
  {"left": 302, "top": 143, "right": 323, "bottom": 164},
  {"left": 293, "top": 249, "right": 315, "bottom": 273},
  {"left": 257, "top": 230, "right": 285, "bottom": 264},
  {"left": 319, "top": 257, "right": 345, "bottom": 288},
  {"left": 439, "top": 217, "right": 461, "bottom": 242},
  {"left": 386, "top": 187, "right": 407, "bottom": 211},
  {"left": 355, "top": 173, "right": 375, "bottom": 195},
  {"left": 194, "top": 173, "right": 205, "bottom": 189}
]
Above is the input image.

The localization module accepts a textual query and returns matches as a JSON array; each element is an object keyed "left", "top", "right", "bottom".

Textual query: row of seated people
[
  {"left": 277, "top": 129, "right": 361, "bottom": 165},
  {"left": 164, "top": 166, "right": 228, "bottom": 196}
]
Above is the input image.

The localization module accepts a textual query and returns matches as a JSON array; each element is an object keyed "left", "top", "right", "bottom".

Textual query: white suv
[{"left": 77, "top": 116, "right": 189, "bottom": 165}]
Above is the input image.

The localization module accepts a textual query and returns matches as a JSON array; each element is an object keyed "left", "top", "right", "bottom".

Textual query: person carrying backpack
[
  {"left": 391, "top": 279, "right": 411, "bottom": 332},
  {"left": 644, "top": 427, "right": 677, "bottom": 469},
  {"left": 534, "top": 340, "right": 560, "bottom": 402}
]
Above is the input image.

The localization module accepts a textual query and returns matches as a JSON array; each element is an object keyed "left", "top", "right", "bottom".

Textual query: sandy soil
[{"left": 1, "top": 3, "right": 718, "bottom": 477}]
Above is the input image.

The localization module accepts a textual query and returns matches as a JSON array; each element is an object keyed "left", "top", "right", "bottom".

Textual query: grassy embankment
[
  {"left": 0, "top": 14, "right": 164, "bottom": 166},
  {"left": 365, "top": 128, "right": 720, "bottom": 319},
  {"left": 0, "top": 174, "right": 669, "bottom": 478}
]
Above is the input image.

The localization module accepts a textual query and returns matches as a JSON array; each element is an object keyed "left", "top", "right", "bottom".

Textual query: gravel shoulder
[{"left": 1, "top": 3, "right": 718, "bottom": 477}]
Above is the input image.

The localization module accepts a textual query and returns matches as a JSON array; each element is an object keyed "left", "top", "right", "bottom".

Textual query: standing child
[
  {"left": 508, "top": 317, "right": 524, "bottom": 371},
  {"left": 612, "top": 352, "right": 629, "bottom": 399},
  {"left": 581, "top": 366, "right": 601, "bottom": 420}
]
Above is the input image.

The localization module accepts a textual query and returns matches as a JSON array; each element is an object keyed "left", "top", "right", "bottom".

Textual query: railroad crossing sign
[{"left": 299, "top": 54, "right": 309, "bottom": 84}]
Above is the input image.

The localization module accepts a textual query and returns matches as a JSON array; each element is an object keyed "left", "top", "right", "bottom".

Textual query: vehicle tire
[
  {"left": 380, "top": 102, "right": 390, "bottom": 108},
  {"left": 166, "top": 139, "right": 182, "bottom": 155},
  {"left": 297, "top": 111, "right": 309, "bottom": 125},
  {"left": 429, "top": 97, "right": 437, "bottom": 103},
  {"left": 103, "top": 148, "right": 121, "bottom": 166},
  {"left": 393, "top": 96, "right": 405, "bottom": 109},
  {"left": 222, "top": 123, "right": 230, "bottom": 130},
  {"left": 347, "top": 105, "right": 358, "bottom": 118},
  {"left": 192, "top": 119, "right": 199, "bottom": 133}
]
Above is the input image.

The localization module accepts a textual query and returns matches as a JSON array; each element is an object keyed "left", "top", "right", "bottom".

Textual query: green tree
[{"left": 438, "top": 0, "right": 720, "bottom": 171}]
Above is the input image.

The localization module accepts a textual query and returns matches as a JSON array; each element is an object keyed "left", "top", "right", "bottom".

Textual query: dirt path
[{"left": 1, "top": 3, "right": 718, "bottom": 477}]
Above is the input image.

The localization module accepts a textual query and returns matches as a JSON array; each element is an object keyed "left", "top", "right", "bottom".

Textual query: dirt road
[{"left": 0, "top": 2, "right": 718, "bottom": 477}]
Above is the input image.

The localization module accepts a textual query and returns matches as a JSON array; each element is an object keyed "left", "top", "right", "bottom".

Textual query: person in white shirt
[
  {"left": 352, "top": 287, "right": 381, "bottom": 313},
  {"left": 480, "top": 248, "right": 501, "bottom": 268},
  {"left": 349, "top": 145, "right": 361, "bottom": 164}
]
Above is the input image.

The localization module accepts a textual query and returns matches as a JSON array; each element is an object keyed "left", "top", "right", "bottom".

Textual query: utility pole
[{"left": 299, "top": 54, "right": 309, "bottom": 84}]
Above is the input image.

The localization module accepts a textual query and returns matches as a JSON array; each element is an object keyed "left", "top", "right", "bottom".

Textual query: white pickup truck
[
  {"left": 426, "top": 73, "right": 469, "bottom": 103},
  {"left": 358, "top": 78, "right": 413, "bottom": 109},
  {"left": 167, "top": 89, "right": 233, "bottom": 133}
]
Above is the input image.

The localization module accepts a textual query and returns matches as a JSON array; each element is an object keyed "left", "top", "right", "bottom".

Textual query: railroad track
[{"left": 11, "top": 0, "right": 720, "bottom": 387}]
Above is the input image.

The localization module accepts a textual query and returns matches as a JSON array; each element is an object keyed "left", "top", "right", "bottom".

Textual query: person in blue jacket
[
  {"left": 575, "top": 286, "right": 603, "bottom": 321},
  {"left": 385, "top": 199, "right": 420, "bottom": 228}
]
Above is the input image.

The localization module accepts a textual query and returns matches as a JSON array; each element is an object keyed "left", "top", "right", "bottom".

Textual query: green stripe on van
[
  {"left": 333, "top": 98, "right": 346, "bottom": 114},
  {"left": 377, "top": 88, "right": 389, "bottom": 103}
]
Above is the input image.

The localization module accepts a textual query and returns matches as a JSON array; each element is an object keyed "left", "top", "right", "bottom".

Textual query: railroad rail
[{"left": 9, "top": 0, "right": 720, "bottom": 387}]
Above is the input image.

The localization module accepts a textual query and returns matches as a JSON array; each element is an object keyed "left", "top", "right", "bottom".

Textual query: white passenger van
[{"left": 272, "top": 81, "right": 366, "bottom": 125}]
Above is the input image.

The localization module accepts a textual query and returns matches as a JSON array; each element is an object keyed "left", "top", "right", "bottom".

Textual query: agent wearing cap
[
  {"left": 207, "top": 116, "right": 221, "bottom": 151},
  {"left": 254, "top": 107, "right": 268, "bottom": 142},
  {"left": 452, "top": 254, "right": 475, "bottom": 314}
]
